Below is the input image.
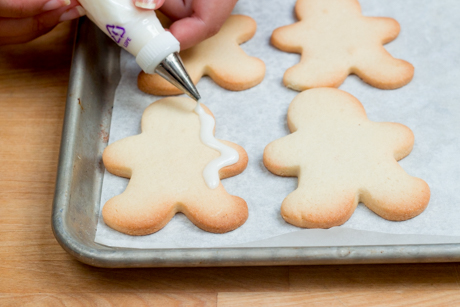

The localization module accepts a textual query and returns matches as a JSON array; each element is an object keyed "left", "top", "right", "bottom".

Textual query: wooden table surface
[{"left": 1, "top": 22, "right": 460, "bottom": 307}]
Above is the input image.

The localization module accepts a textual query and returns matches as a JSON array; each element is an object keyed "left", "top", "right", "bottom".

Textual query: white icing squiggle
[{"left": 194, "top": 102, "right": 239, "bottom": 189}]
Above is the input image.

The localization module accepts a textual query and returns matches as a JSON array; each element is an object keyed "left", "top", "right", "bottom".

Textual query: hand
[
  {"left": 135, "top": 0, "right": 238, "bottom": 50},
  {"left": 0, "top": 0, "right": 85, "bottom": 45}
]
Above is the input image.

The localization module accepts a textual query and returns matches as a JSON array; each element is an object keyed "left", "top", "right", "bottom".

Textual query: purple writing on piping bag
[
  {"left": 106, "top": 25, "right": 125, "bottom": 43},
  {"left": 124, "top": 37, "right": 132, "bottom": 48}
]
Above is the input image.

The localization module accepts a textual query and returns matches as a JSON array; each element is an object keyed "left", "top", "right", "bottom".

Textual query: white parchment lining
[{"left": 95, "top": 0, "right": 460, "bottom": 248}]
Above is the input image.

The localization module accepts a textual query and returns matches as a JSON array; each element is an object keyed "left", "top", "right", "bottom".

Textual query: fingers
[
  {"left": 0, "top": 0, "right": 71, "bottom": 18},
  {"left": 133, "top": 0, "right": 166, "bottom": 10},
  {"left": 158, "top": 0, "right": 193, "bottom": 20},
  {"left": 160, "top": 0, "right": 237, "bottom": 50},
  {"left": 0, "top": 0, "right": 84, "bottom": 45}
]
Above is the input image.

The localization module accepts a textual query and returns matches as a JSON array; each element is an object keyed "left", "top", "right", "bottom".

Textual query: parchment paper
[{"left": 95, "top": 0, "right": 460, "bottom": 248}]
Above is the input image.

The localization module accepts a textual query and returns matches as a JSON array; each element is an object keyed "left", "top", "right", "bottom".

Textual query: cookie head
[
  {"left": 286, "top": 88, "right": 367, "bottom": 133},
  {"left": 140, "top": 97, "right": 201, "bottom": 136},
  {"left": 296, "top": 0, "right": 361, "bottom": 20}
]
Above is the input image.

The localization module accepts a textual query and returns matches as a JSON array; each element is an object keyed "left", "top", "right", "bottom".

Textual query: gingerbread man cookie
[
  {"left": 264, "top": 89, "right": 430, "bottom": 228},
  {"left": 271, "top": 0, "right": 414, "bottom": 91},
  {"left": 102, "top": 97, "right": 248, "bottom": 235},
  {"left": 138, "top": 15, "right": 266, "bottom": 95}
]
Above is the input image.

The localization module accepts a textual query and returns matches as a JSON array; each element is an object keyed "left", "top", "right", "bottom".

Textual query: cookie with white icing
[
  {"left": 271, "top": 0, "right": 414, "bottom": 91},
  {"left": 263, "top": 88, "right": 430, "bottom": 228},
  {"left": 102, "top": 97, "right": 248, "bottom": 235},
  {"left": 138, "top": 15, "right": 266, "bottom": 95}
]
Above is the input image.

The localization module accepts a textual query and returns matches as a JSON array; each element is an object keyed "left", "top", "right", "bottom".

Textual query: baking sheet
[{"left": 95, "top": 0, "right": 460, "bottom": 249}]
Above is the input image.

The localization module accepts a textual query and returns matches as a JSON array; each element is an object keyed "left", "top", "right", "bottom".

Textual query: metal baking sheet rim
[{"left": 52, "top": 18, "right": 460, "bottom": 268}]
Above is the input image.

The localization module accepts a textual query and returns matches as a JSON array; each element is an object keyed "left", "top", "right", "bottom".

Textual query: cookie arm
[
  {"left": 271, "top": 24, "right": 303, "bottom": 53},
  {"left": 263, "top": 134, "right": 300, "bottom": 177},
  {"left": 220, "top": 15, "right": 257, "bottom": 44},
  {"left": 218, "top": 140, "right": 248, "bottom": 179},
  {"left": 102, "top": 136, "right": 138, "bottom": 178},
  {"left": 284, "top": 56, "right": 350, "bottom": 90},
  {"left": 371, "top": 122, "right": 415, "bottom": 161},
  {"left": 365, "top": 17, "right": 401, "bottom": 44},
  {"left": 206, "top": 49, "right": 266, "bottom": 91}
]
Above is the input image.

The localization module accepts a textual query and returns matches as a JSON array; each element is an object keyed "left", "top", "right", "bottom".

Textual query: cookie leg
[
  {"left": 284, "top": 58, "right": 349, "bottom": 91},
  {"left": 361, "top": 169, "right": 430, "bottom": 221},
  {"left": 281, "top": 186, "right": 358, "bottom": 228},
  {"left": 182, "top": 187, "right": 248, "bottom": 233},
  {"left": 352, "top": 48, "right": 414, "bottom": 89},
  {"left": 138, "top": 62, "right": 203, "bottom": 96},
  {"left": 102, "top": 189, "right": 177, "bottom": 236}
]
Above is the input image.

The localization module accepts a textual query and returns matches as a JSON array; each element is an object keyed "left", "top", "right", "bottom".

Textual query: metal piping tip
[{"left": 155, "top": 52, "right": 201, "bottom": 101}]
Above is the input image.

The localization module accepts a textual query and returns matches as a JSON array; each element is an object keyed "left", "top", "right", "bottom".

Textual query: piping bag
[
  {"left": 78, "top": 0, "right": 201, "bottom": 101},
  {"left": 78, "top": 0, "right": 239, "bottom": 190}
]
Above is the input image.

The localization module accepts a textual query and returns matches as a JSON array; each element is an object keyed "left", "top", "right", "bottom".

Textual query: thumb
[
  {"left": 132, "top": 0, "right": 166, "bottom": 10},
  {"left": 0, "top": 0, "right": 71, "bottom": 18}
]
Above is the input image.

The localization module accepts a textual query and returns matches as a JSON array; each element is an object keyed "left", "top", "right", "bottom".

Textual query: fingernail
[
  {"left": 42, "top": 0, "right": 71, "bottom": 11},
  {"left": 135, "top": 0, "right": 157, "bottom": 9},
  {"left": 59, "top": 6, "right": 86, "bottom": 22}
]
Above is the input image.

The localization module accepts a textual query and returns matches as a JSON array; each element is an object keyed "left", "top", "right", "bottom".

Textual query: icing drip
[{"left": 194, "top": 102, "right": 239, "bottom": 189}]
